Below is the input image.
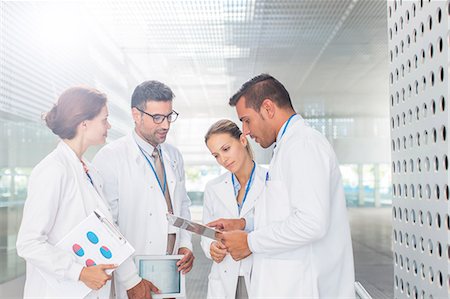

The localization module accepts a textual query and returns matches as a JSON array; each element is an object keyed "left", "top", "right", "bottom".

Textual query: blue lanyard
[
  {"left": 279, "top": 113, "right": 297, "bottom": 140},
  {"left": 232, "top": 161, "right": 256, "bottom": 213},
  {"left": 86, "top": 172, "right": 94, "bottom": 186},
  {"left": 266, "top": 114, "right": 297, "bottom": 183},
  {"left": 137, "top": 145, "right": 167, "bottom": 195}
]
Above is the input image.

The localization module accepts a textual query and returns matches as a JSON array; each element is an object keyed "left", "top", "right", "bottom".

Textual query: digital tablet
[
  {"left": 134, "top": 255, "right": 185, "bottom": 298},
  {"left": 166, "top": 213, "right": 219, "bottom": 240}
]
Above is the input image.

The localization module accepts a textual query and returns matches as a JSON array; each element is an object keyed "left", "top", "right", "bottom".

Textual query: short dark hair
[
  {"left": 229, "top": 74, "right": 293, "bottom": 111},
  {"left": 131, "top": 80, "right": 175, "bottom": 110},
  {"left": 45, "top": 86, "right": 107, "bottom": 139}
]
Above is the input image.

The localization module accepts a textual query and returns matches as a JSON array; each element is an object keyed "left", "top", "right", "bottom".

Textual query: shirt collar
[
  {"left": 275, "top": 114, "right": 301, "bottom": 144},
  {"left": 231, "top": 173, "right": 242, "bottom": 196},
  {"left": 133, "top": 129, "right": 159, "bottom": 158}
]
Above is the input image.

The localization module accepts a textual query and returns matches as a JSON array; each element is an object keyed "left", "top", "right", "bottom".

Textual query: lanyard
[
  {"left": 232, "top": 161, "right": 256, "bottom": 213},
  {"left": 137, "top": 144, "right": 167, "bottom": 195},
  {"left": 81, "top": 160, "right": 94, "bottom": 186},
  {"left": 266, "top": 113, "right": 297, "bottom": 183},
  {"left": 279, "top": 113, "right": 297, "bottom": 141}
]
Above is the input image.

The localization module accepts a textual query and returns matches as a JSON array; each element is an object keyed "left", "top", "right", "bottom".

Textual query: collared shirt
[{"left": 133, "top": 129, "right": 160, "bottom": 162}]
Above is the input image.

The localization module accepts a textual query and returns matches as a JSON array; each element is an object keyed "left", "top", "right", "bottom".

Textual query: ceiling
[{"left": 0, "top": 0, "right": 390, "bottom": 164}]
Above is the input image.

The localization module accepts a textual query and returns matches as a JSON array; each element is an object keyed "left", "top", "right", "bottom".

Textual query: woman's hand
[
  {"left": 210, "top": 241, "right": 227, "bottom": 263},
  {"left": 79, "top": 264, "right": 116, "bottom": 290}
]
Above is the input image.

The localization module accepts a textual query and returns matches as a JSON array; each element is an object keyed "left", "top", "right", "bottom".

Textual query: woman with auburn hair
[
  {"left": 17, "top": 86, "right": 115, "bottom": 298},
  {"left": 201, "top": 119, "right": 266, "bottom": 299}
]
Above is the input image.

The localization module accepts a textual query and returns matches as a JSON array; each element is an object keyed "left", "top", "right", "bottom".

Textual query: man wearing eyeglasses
[{"left": 93, "top": 81, "right": 194, "bottom": 299}]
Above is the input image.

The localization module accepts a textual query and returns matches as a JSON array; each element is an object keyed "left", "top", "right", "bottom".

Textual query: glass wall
[{"left": 0, "top": 115, "right": 58, "bottom": 283}]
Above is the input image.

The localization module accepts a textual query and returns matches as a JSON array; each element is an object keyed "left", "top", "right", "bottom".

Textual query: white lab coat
[
  {"left": 247, "top": 116, "right": 355, "bottom": 298},
  {"left": 16, "top": 141, "right": 113, "bottom": 299},
  {"left": 201, "top": 165, "right": 266, "bottom": 299},
  {"left": 92, "top": 132, "right": 192, "bottom": 298}
]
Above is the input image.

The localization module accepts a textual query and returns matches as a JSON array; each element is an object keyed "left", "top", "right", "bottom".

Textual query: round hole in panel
[
  {"left": 437, "top": 241, "right": 442, "bottom": 257},
  {"left": 437, "top": 7, "right": 442, "bottom": 23},
  {"left": 439, "top": 66, "right": 444, "bottom": 81},
  {"left": 427, "top": 212, "right": 433, "bottom": 227},
  {"left": 428, "top": 238, "right": 434, "bottom": 255},
  {"left": 426, "top": 184, "right": 431, "bottom": 199},
  {"left": 420, "top": 263, "right": 425, "bottom": 279},
  {"left": 420, "top": 22, "right": 425, "bottom": 36},
  {"left": 429, "top": 267, "right": 434, "bottom": 283},
  {"left": 431, "top": 99, "right": 436, "bottom": 114},
  {"left": 412, "top": 234, "right": 417, "bottom": 248},
  {"left": 435, "top": 185, "right": 440, "bottom": 200},
  {"left": 424, "top": 130, "right": 429, "bottom": 144},
  {"left": 436, "top": 213, "right": 441, "bottom": 228},
  {"left": 411, "top": 208, "right": 416, "bottom": 223},
  {"left": 440, "top": 96, "right": 445, "bottom": 111},
  {"left": 441, "top": 125, "right": 446, "bottom": 141},
  {"left": 428, "top": 15, "right": 432, "bottom": 30},
  {"left": 434, "top": 155, "right": 439, "bottom": 171},
  {"left": 432, "top": 127, "right": 437, "bottom": 142},
  {"left": 444, "top": 185, "right": 449, "bottom": 200},
  {"left": 438, "top": 271, "right": 443, "bottom": 287},
  {"left": 430, "top": 71, "right": 435, "bottom": 86},
  {"left": 444, "top": 154, "right": 448, "bottom": 170},
  {"left": 438, "top": 37, "right": 443, "bottom": 53}
]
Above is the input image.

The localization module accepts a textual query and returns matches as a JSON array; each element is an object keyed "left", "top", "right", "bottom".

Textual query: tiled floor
[{"left": 1, "top": 207, "right": 393, "bottom": 298}]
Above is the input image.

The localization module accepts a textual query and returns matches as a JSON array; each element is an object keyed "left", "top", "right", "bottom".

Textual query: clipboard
[
  {"left": 40, "top": 209, "right": 135, "bottom": 298},
  {"left": 166, "top": 213, "right": 220, "bottom": 240}
]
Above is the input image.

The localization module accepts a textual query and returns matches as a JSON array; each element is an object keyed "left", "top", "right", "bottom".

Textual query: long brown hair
[{"left": 45, "top": 86, "right": 107, "bottom": 139}]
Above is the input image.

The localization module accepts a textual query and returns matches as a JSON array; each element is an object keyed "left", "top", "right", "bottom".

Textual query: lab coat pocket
[
  {"left": 256, "top": 258, "right": 316, "bottom": 298},
  {"left": 264, "top": 180, "right": 290, "bottom": 223}
]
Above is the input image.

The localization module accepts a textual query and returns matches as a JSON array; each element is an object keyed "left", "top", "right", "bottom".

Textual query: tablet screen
[{"left": 138, "top": 258, "right": 181, "bottom": 294}]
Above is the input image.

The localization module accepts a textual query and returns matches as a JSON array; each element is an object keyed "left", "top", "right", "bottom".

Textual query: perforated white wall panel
[{"left": 388, "top": 0, "right": 449, "bottom": 298}]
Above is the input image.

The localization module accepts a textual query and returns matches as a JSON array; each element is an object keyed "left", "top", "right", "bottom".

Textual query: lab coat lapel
[
  {"left": 162, "top": 149, "right": 176, "bottom": 206},
  {"left": 239, "top": 167, "right": 263, "bottom": 217},
  {"left": 213, "top": 175, "right": 238, "bottom": 217}
]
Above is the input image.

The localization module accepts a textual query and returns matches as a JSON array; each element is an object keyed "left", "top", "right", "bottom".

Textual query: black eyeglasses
[{"left": 135, "top": 107, "right": 179, "bottom": 124}]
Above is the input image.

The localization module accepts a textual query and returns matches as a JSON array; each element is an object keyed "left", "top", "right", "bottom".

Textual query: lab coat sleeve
[
  {"left": 16, "top": 162, "right": 84, "bottom": 282},
  {"left": 200, "top": 186, "right": 214, "bottom": 259},
  {"left": 93, "top": 146, "right": 142, "bottom": 290},
  {"left": 176, "top": 153, "right": 193, "bottom": 252},
  {"left": 248, "top": 139, "right": 332, "bottom": 254}
]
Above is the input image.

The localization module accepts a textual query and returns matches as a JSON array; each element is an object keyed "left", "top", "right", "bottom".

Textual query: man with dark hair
[
  {"left": 93, "top": 80, "right": 194, "bottom": 299},
  {"left": 213, "top": 74, "right": 355, "bottom": 298}
]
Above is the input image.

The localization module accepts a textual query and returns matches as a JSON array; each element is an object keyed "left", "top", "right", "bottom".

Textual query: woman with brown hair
[
  {"left": 17, "top": 86, "right": 115, "bottom": 298},
  {"left": 201, "top": 119, "right": 266, "bottom": 299}
]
